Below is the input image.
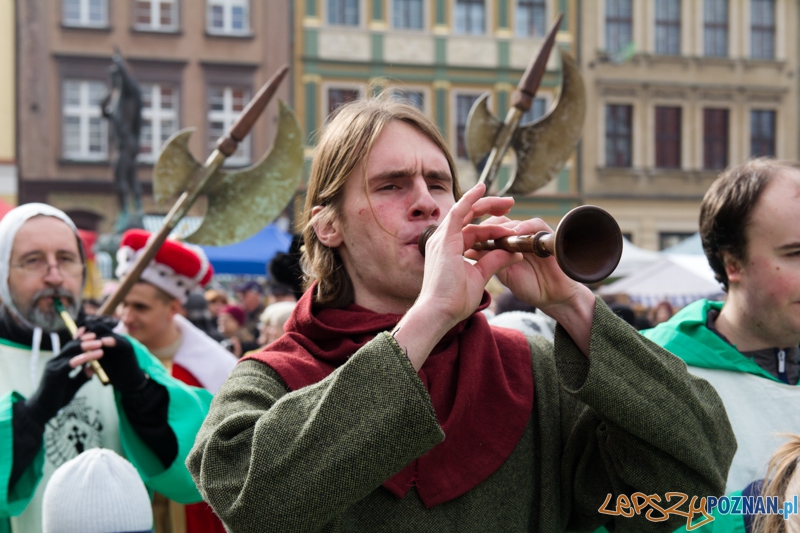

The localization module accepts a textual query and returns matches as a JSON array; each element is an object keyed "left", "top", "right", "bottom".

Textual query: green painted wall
[
  {"left": 435, "top": 36, "right": 447, "bottom": 64},
  {"left": 304, "top": 81, "right": 318, "bottom": 145},
  {"left": 498, "top": 40, "right": 510, "bottom": 68},
  {"left": 498, "top": 0, "right": 509, "bottom": 29},
  {"left": 306, "top": 0, "right": 318, "bottom": 18},
  {"left": 304, "top": 28, "right": 318, "bottom": 57},
  {"left": 372, "top": 0, "right": 383, "bottom": 21},
  {"left": 435, "top": 0, "right": 446, "bottom": 25},
  {"left": 557, "top": 166, "right": 570, "bottom": 193},
  {"left": 371, "top": 33, "right": 383, "bottom": 62},
  {"left": 435, "top": 88, "right": 447, "bottom": 137}
]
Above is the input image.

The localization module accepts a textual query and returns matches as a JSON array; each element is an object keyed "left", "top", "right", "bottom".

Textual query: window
[
  {"left": 655, "top": 106, "right": 681, "bottom": 169},
  {"left": 134, "top": 0, "right": 178, "bottom": 31},
  {"left": 328, "top": 0, "right": 359, "bottom": 26},
  {"left": 605, "top": 0, "right": 632, "bottom": 56},
  {"left": 703, "top": 108, "right": 728, "bottom": 170},
  {"left": 392, "top": 0, "right": 422, "bottom": 29},
  {"left": 520, "top": 97, "right": 547, "bottom": 125},
  {"left": 139, "top": 84, "right": 179, "bottom": 162},
  {"left": 62, "top": 80, "right": 108, "bottom": 160},
  {"left": 516, "top": 0, "right": 545, "bottom": 37},
  {"left": 391, "top": 89, "right": 424, "bottom": 110},
  {"left": 751, "top": 109, "right": 776, "bottom": 157},
  {"left": 455, "top": 0, "right": 485, "bottom": 35},
  {"left": 704, "top": 0, "right": 728, "bottom": 57},
  {"left": 456, "top": 94, "right": 480, "bottom": 159},
  {"left": 208, "top": 86, "right": 251, "bottom": 165},
  {"left": 207, "top": 0, "right": 249, "bottom": 35},
  {"left": 605, "top": 104, "right": 632, "bottom": 167},
  {"left": 327, "top": 88, "right": 360, "bottom": 117},
  {"left": 63, "top": 0, "right": 108, "bottom": 27},
  {"left": 751, "top": 0, "right": 776, "bottom": 59},
  {"left": 655, "top": 0, "right": 680, "bottom": 55}
]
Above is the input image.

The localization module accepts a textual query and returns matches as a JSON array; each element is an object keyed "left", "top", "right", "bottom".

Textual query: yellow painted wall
[{"left": 0, "top": 0, "right": 14, "bottom": 163}]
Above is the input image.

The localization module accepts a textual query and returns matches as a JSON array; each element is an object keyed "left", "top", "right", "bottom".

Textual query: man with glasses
[{"left": 0, "top": 203, "right": 213, "bottom": 532}]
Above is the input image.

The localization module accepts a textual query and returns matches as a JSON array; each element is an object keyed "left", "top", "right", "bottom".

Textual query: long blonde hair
[
  {"left": 301, "top": 96, "right": 461, "bottom": 308},
  {"left": 752, "top": 434, "right": 800, "bottom": 533}
]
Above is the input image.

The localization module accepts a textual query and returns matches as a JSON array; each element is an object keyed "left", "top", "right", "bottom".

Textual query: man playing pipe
[
  {"left": 0, "top": 203, "right": 213, "bottom": 532},
  {"left": 188, "top": 98, "right": 736, "bottom": 532}
]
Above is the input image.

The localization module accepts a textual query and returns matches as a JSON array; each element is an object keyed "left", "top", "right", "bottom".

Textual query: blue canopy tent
[{"left": 200, "top": 223, "right": 292, "bottom": 275}]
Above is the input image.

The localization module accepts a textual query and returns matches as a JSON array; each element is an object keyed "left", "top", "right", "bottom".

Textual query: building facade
[
  {"left": 579, "top": 0, "right": 799, "bottom": 249},
  {"left": 16, "top": 0, "right": 291, "bottom": 233},
  {"left": 1, "top": 0, "right": 16, "bottom": 206},
  {"left": 293, "top": 0, "right": 583, "bottom": 227}
]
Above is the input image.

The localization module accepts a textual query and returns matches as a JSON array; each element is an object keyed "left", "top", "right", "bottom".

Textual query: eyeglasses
[{"left": 11, "top": 255, "right": 84, "bottom": 278}]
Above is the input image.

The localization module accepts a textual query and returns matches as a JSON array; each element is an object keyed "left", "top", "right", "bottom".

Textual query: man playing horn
[
  {"left": 0, "top": 204, "right": 213, "bottom": 532},
  {"left": 188, "top": 97, "right": 735, "bottom": 532}
]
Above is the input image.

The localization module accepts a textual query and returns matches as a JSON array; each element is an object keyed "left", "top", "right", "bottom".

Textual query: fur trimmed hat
[{"left": 116, "top": 229, "right": 213, "bottom": 304}]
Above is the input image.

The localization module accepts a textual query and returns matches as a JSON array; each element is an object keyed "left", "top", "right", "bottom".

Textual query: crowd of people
[{"left": 2, "top": 96, "right": 800, "bottom": 533}]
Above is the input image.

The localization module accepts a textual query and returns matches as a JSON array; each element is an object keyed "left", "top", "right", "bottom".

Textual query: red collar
[{"left": 245, "top": 285, "right": 533, "bottom": 508}]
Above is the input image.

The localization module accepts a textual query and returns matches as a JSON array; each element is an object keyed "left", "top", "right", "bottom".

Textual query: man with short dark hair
[
  {"left": 114, "top": 228, "right": 236, "bottom": 532},
  {"left": 0, "top": 204, "right": 212, "bottom": 532},
  {"left": 643, "top": 158, "right": 800, "bottom": 531},
  {"left": 115, "top": 229, "right": 236, "bottom": 392},
  {"left": 188, "top": 98, "right": 735, "bottom": 532}
]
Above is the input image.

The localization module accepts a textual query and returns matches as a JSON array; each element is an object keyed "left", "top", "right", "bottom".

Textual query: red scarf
[{"left": 244, "top": 285, "right": 533, "bottom": 508}]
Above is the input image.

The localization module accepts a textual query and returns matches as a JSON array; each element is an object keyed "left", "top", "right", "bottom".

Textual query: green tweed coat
[{"left": 187, "top": 299, "right": 735, "bottom": 532}]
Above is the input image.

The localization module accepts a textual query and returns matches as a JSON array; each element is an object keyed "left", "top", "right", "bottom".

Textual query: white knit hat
[{"left": 42, "top": 448, "right": 153, "bottom": 533}]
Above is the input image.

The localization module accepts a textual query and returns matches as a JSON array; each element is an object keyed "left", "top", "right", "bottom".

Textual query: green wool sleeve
[
  {"left": 540, "top": 298, "right": 736, "bottom": 533},
  {"left": 0, "top": 392, "right": 44, "bottom": 519},
  {"left": 115, "top": 336, "right": 212, "bottom": 504},
  {"left": 187, "top": 332, "right": 444, "bottom": 533}
]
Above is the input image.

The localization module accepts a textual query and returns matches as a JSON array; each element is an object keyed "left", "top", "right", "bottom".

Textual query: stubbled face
[
  {"left": 7, "top": 217, "right": 83, "bottom": 331},
  {"left": 727, "top": 169, "right": 800, "bottom": 347},
  {"left": 322, "top": 120, "right": 455, "bottom": 314},
  {"left": 120, "top": 283, "right": 177, "bottom": 349}
]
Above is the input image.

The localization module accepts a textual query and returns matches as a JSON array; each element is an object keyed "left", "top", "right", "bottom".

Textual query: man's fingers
[
  {"left": 464, "top": 196, "right": 514, "bottom": 224},
  {"left": 461, "top": 224, "right": 517, "bottom": 250},
  {"left": 445, "top": 183, "right": 487, "bottom": 230},
  {"left": 79, "top": 331, "right": 97, "bottom": 342},
  {"left": 69, "top": 350, "right": 104, "bottom": 369},
  {"left": 472, "top": 249, "right": 524, "bottom": 283},
  {"left": 509, "top": 218, "right": 554, "bottom": 236},
  {"left": 100, "top": 336, "right": 118, "bottom": 348}
]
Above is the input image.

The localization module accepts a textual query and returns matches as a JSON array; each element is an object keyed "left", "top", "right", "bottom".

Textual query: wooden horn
[{"left": 418, "top": 205, "right": 623, "bottom": 284}]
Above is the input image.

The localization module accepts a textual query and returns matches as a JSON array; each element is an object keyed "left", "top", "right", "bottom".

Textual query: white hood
[{"left": 0, "top": 203, "right": 84, "bottom": 328}]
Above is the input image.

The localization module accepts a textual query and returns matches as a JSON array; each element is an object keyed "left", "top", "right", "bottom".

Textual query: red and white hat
[{"left": 116, "top": 229, "right": 213, "bottom": 304}]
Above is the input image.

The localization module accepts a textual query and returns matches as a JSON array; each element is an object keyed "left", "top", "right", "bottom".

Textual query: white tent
[
  {"left": 598, "top": 254, "right": 724, "bottom": 308},
  {"left": 662, "top": 232, "right": 704, "bottom": 256},
  {"left": 609, "top": 237, "right": 662, "bottom": 278}
]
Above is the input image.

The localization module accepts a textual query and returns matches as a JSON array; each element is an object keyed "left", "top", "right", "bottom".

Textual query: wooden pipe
[
  {"left": 418, "top": 205, "right": 623, "bottom": 284},
  {"left": 54, "top": 298, "right": 110, "bottom": 385}
]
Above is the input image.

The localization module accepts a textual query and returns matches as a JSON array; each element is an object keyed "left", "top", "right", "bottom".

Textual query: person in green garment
[
  {"left": 188, "top": 96, "right": 735, "bottom": 532},
  {"left": 0, "top": 203, "right": 212, "bottom": 533},
  {"left": 642, "top": 158, "right": 800, "bottom": 532}
]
